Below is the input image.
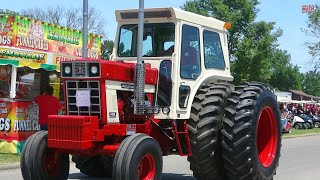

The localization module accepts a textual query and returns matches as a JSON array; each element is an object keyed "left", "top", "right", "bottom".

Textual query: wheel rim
[
  {"left": 257, "top": 106, "right": 278, "bottom": 168},
  {"left": 44, "top": 150, "right": 61, "bottom": 176},
  {"left": 138, "top": 154, "right": 156, "bottom": 180}
]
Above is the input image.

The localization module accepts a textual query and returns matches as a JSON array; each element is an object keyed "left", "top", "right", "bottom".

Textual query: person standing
[{"left": 34, "top": 86, "right": 62, "bottom": 130}]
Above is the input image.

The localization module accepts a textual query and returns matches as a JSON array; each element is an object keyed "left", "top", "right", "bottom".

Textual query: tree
[
  {"left": 302, "top": 4, "right": 320, "bottom": 69},
  {"left": 302, "top": 71, "right": 320, "bottom": 96},
  {"left": 269, "top": 49, "right": 302, "bottom": 91},
  {"left": 183, "top": 0, "right": 259, "bottom": 56},
  {"left": 20, "top": 5, "right": 106, "bottom": 36},
  {"left": 101, "top": 40, "right": 114, "bottom": 60},
  {"left": 232, "top": 21, "right": 282, "bottom": 84}
]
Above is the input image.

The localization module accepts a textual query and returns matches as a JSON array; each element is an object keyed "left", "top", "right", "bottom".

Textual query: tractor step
[{"left": 172, "top": 120, "right": 192, "bottom": 156}]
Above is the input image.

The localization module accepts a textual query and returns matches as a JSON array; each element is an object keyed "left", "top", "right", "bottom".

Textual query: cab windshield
[{"left": 118, "top": 23, "right": 175, "bottom": 57}]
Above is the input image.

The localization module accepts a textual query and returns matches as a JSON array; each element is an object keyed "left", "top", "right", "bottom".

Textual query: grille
[
  {"left": 66, "top": 81, "right": 101, "bottom": 119},
  {"left": 74, "top": 62, "right": 87, "bottom": 77}
]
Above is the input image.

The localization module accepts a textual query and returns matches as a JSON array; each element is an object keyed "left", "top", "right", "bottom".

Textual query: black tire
[
  {"left": 221, "top": 82, "right": 281, "bottom": 180},
  {"left": 112, "top": 133, "right": 163, "bottom": 180},
  {"left": 20, "top": 132, "right": 38, "bottom": 180},
  {"left": 314, "top": 122, "right": 320, "bottom": 128},
  {"left": 21, "top": 131, "right": 70, "bottom": 180},
  {"left": 187, "top": 83, "right": 232, "bottom": 180},
  {"left": 293, "top": 123, "right": 303, "bottom": 129},
  {"left": 72, "top": 155, "right": 113, "bottom": 177},
  {"left": 303, "top": 123, "right": 310, "bottom": 129}
]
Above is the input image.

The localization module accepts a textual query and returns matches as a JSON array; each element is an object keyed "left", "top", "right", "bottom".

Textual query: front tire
[
  {"left": 187, "top": 83, "right": 232, "bottom": 180},
  {"left": 314, "top": 122, "right": 320, "bottom": 128},
  {"left": 112, "top": 134, "right": 163, "bottom": 180},
  {"left": 20, "top": 131, "right": 70, "bottom": 180},
  {"left": 221, "top": 82, "right": 281, "bottom": 180}
]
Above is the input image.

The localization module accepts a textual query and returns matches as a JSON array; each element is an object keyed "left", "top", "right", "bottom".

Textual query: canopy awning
[{"left": 0, "top": 59, "right": 59, "bottom": 72}]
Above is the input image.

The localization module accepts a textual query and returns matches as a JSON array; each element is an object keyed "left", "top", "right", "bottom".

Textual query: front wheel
[
  {"left": 221, "top": 82, "right": 281, "bottom": 180},
  {"left": 294, "top": 123, "right": 303, "bottom": 129},
  {"left": 112, "top": 134, "right": 163, "bottom": 180},
  {"left": 20, "top": 131, "right": 70, "bottom": 180}
]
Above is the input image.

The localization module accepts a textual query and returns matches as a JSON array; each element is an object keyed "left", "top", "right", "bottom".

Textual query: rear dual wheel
[
  {"left": 221, "top": 83, "right": 281, "bottom": 180},
  {"left": 112, "top": 133, "right": 163, "bottom": 180},
  {"left": 187, "top": 83, "right": 233, "bottom": 180}
]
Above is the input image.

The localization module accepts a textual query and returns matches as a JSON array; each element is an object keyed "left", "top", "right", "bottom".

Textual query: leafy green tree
[
  {"left": 101, "top": 39, "right": 114, "bottom": 60},
  {"left": 302, "top": 71, "right": 320, "bottom": 96},
  {"left": 269, "top": 49, "right": 302, "bottom": 91},
  {"left": 231, "top": 21, "right": 281, "bottom": 84},
  {"left": 302, "top": 4, "right": 320, "bottom": 69}
]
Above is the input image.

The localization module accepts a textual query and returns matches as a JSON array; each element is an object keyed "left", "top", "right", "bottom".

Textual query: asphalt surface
[{"left": 1, "top": 135, "right": 320, "bottom": 180}]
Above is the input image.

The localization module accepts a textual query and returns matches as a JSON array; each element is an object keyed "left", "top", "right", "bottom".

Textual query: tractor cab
[{"left": 112, "top": 8, "right": 233, "bottom": 120}]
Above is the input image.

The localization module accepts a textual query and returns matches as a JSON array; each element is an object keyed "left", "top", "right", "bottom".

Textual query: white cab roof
[{"left": 115, "top": 7, "right": 226, "bottom": 31}]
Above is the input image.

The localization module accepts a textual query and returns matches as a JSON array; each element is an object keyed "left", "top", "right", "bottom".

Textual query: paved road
[{"left": 1, "top": 135, "right": 320, "bottom": 180}]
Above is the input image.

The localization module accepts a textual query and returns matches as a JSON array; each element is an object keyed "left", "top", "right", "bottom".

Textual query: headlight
[
  {"left": 91, "top": 66, "right": 98, "bottom": 74},
  {"left": 65, "top": 66, "right": 71, "bottom": 74},
  {"left": 61, "top": 63, "right": 72, "bottom": 77},
  {"left": 162, "top": 107, "right": 170, "bottom": 114},
  {"left": 88, "top": 63, "right": 100, "bottom": 77}
]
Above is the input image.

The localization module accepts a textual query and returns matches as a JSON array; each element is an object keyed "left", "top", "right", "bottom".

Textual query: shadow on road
[{"left": 68, "top": 173, "right": 195, "bottom": 180}]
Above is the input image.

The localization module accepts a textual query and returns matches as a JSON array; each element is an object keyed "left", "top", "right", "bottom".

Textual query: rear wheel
[
  {"left": 314, "top": 122, "right": 320, "bottom": 128},
  {"left": 221, "top": 82, "right": 281, "bottom": 180},
  {"left": 112, "top": 134, "right": 163, "bottom": 180},
  {"left": 72, "top": 155, "right": 113, "bottom": 177},
  {"left": 187, "top": 83, "right": 232, "bottom": 180}
]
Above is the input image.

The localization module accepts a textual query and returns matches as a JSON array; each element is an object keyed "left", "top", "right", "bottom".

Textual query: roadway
[{"left": 1, "top": 135, "right": 320, "bottom": 180}]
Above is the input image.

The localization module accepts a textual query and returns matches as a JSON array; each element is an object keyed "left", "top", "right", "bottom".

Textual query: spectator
[{"left": 34, "top": 86, "right": 62, "bottom": 130}]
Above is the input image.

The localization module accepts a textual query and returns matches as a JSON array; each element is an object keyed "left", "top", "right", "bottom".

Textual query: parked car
[
  {"left": 306, "top": 113, "right": 320, "bottom": 128},
  {"left": 297, "top": 114, "right": 314, "bottom": 129}
]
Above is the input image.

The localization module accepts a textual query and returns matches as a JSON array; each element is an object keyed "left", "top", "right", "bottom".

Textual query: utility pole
[{"left": 82, "top": 0, "right": 88, "bottom": 58}]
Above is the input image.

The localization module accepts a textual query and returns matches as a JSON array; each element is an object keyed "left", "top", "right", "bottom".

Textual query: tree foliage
[
  {"left": 302, "top": 71, "right": 320, "bottom": 96},
  {"left": 269, "top": 49, "right": 302, "bottom": 91},
  {"left": 232, "top": 21, "right": 281, "bottom": 84},
  {"left": 101, "top": 40, "right": 114, "bottom": 60},
  {"left": 20, "top": 5, "right": 106, "bottom": 36},
  {"left": 302, "top": 5, "right": 320, "bottom": 69}
]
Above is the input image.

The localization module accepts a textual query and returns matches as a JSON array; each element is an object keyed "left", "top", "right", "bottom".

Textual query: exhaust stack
[{"left": 134, "top": 0, "right": 146, "bottom": 115}]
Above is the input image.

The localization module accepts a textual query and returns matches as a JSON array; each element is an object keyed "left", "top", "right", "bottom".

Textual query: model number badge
[
  {"left": 109, "top": 112, "right": 116, "bottom": 118},
  {"left": 126, "top": 124, "right": 136, "bottom": 135}
]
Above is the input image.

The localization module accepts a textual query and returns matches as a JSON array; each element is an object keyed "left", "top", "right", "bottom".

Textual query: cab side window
[
  {"left": 180, "top": 25, "right": 201, "bottom": 79},
  {"left": 203, "top": 30, "right": 225, "bottom": 69}
]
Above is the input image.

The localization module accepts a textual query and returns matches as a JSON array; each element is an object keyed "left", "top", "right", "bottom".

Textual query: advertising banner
[
  {"left": 0, "top": 15, "right": 102, "bottom": 69},
  {"left": 0, "top": 100, "right": 40, "bottom": 142}
]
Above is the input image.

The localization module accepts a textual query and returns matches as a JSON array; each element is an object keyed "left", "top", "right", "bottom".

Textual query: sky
[{"left": 0, "top": 0, "right": 318, "bottom": 73}]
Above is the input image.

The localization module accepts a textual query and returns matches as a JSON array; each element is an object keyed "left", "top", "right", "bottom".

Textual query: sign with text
[
  {"left": 0, "top": 15, "right": 102, "bottom": 61},
  {"left": 302, "top": 5, "right": 316, "bottom": 13},
  {"left": 0, "top": 101, "right": 40, "bottom": 142}
]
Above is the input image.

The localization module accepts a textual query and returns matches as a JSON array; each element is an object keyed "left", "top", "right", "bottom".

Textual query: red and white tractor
[{"left": 21, "top": 7, "right": 281, "bottom": 180}]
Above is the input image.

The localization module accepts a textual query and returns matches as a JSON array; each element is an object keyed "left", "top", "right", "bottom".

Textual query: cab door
[{"left": 175, "top": 24, "right": 202, "bottom": 118}]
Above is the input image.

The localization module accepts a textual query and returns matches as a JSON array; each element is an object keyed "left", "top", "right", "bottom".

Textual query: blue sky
[{"left": 0, "top": 0, "right": 318, "bottom": 72}]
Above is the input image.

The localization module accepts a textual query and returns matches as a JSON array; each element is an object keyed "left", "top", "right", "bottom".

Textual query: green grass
[
  {"left": 0, "top": 153, "right": 20, "bottom": 164},
  {"left": 283, "top": 128, "right": 320, "bottom": 137}
]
